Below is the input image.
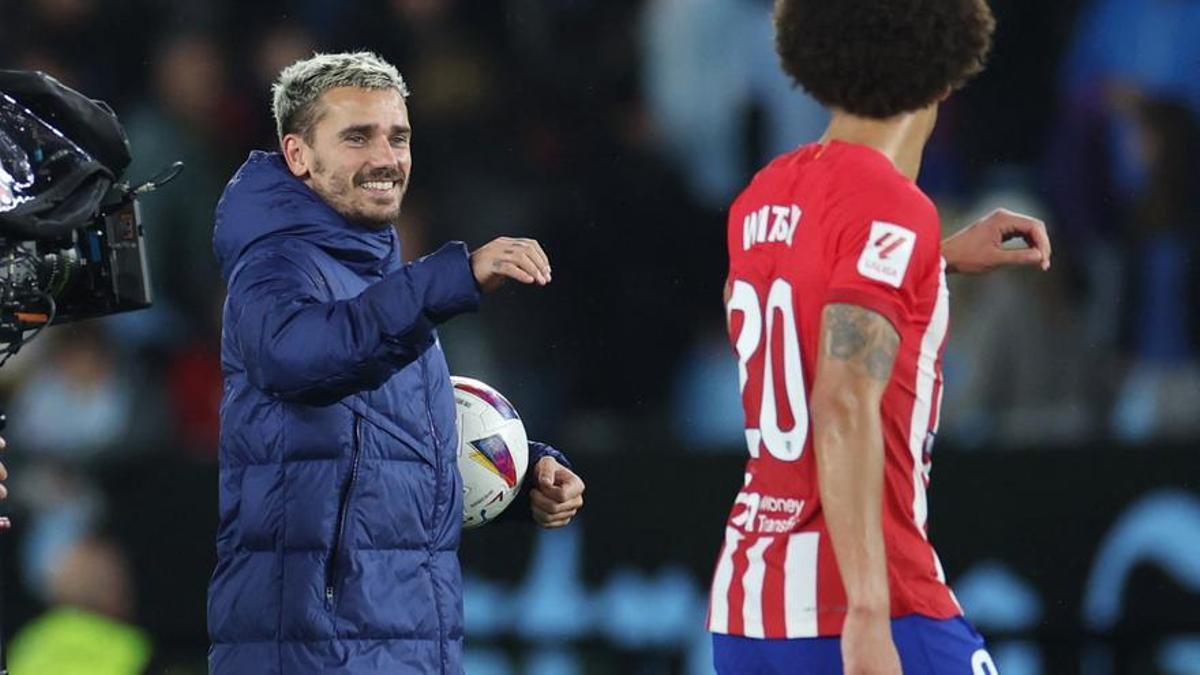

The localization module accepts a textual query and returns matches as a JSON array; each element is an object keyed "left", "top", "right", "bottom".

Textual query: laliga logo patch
[
  {"left": 857, "top": 221, "right": 916, "bottom": 288},
  {"left": 468, "top": 434, "right": 519, "bottom": 488}
]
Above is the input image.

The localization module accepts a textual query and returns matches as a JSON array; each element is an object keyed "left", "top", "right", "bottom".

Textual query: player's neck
[{"left": 819, "top": 105, "right": 939, "bottom": 181}]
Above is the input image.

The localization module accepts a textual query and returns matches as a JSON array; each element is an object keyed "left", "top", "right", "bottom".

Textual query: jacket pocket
[
  {"left": 326, "top": 414, "right": 363, "bottom": 609},
  {"left": 340, "top": 398, "right": 437, "bottom": 468}
]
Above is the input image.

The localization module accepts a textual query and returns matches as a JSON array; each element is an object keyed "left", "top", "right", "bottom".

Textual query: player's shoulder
[
  {"left": 823, "top": 143, "right": 938, "bottom": 233},
  {"left": 737, "top": 142, "right": 935, "bottom": 221}
]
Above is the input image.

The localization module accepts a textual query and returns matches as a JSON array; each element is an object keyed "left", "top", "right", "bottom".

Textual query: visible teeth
[{"left": 362, "top": 181, "right": 395, "bottom": 190}]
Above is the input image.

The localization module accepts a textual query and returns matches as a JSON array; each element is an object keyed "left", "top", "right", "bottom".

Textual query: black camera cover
[
  {"left": 0, "top": 70, "right": 132, "bottom": 238},
  {"left": 0, "top": 70, "right": 130, "bottom": 175}
]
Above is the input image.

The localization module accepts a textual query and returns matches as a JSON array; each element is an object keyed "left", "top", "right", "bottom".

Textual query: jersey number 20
[{"left": 727, "top": 278, "right": 808, "bottom": 462}]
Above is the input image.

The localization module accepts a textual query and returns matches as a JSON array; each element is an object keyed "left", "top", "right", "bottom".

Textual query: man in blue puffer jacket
[{"left": 208, "top": 52, "right": 586, "bottom": 674}]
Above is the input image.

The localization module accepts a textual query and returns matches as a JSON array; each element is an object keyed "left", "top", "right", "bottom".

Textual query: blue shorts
[{"left": 713, "top": 615, "right": 999, "bottom": 674}]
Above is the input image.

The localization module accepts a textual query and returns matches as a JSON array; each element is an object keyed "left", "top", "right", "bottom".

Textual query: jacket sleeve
[
  {"left": 527, "top": 441, "right": 571, "bottom": 475},
  {"left": 228, "top": 241, "right": 481, "bottom": 405},
  {"left": 518, "top": 440, "right": 573, "bottom": 497}
]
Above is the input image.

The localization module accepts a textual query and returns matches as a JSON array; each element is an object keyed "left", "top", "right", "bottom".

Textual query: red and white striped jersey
[{"left": 708, "top": 141, "right": 960, "bottom": 639}]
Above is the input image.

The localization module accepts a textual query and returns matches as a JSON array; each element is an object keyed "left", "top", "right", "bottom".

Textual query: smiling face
[{"left": 281, "top": 86, "right": 412, "bottom": 229}]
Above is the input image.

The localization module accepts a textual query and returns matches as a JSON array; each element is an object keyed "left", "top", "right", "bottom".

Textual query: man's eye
[
  {"left": 346, "top": 135, "right": 366, "bottom": 144},
  {"left": 390, "top": 136, "right": 409, "bottom": 147}
]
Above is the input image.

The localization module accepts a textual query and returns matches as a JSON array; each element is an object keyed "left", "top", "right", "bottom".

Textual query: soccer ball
[{"left": 452, "top": 376, "right": 529, "bottom": 529}]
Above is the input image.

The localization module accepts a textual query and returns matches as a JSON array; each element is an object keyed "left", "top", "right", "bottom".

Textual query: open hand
[
  {"left": 529, "top": 456, "right": 584, "bottom": 528},
  {"left": 942, "top": 208, "right": 1051, "bottom": 275},
  {"left": 471, "top": 237, "right": 552, "bottom": 292}
]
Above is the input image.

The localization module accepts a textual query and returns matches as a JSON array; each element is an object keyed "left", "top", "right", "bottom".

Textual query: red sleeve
[{"left": 824, "top": 200, "right": 940, "bottom": 334}]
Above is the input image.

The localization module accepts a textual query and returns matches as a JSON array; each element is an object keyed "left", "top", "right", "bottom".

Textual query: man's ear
[{"left": 281, "top": 133, "right": 311, "bottom": 178}]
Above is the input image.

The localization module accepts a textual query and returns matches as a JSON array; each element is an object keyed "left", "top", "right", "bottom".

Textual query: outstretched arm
[
  {"left": 811, "top": 303, "right": 901, "bottom": 675},
  {"left": 230, "top": 242, "right": 481, "bottom": 405},
  {"left": 942, "top": 208, "right": 1052, "bottom": 274},
  {"left": 231, "top": 237, "right": 553, "bottom": 406}
]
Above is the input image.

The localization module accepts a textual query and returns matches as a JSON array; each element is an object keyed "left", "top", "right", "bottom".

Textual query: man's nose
[{"left": 365, "top": 135, "right": 398, "bottom": 166}]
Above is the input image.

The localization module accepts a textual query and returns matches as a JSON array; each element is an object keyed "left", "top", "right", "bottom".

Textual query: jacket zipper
[
  {"left": 419, "top": 356, "right": 446, "bottom": 670},
  {"left": 326, "top": 414, "right": 363, "bottom": 607},
  {"left": 421, "top": 359, "right": 442, "bottom": 521}
]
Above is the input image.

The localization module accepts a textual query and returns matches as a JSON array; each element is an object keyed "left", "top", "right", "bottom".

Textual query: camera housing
[
  {"left": 0, "top": 187, "right": 152, "bottom": 344},
  {"left": 0, "top": 70, "right": 170, "bottom": 356}
]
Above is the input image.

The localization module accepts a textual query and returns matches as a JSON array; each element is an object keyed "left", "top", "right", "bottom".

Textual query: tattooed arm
[{"left": 811, "top": 303, "right": 902, "bottom": 674}]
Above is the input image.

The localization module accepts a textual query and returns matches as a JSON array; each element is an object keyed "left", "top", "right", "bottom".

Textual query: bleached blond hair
[{"left": 271, "top": 51, "right": 410, "bottom": 142}]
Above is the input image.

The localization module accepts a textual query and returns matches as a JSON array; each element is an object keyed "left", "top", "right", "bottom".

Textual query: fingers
[
  {"left": 537, "top": 514, "right": 575, "bottom": 528},
  {"left": 532, "top": 508, "right": 578, "bottom": 528},
  {"left": 1034, "top": 233, "right": 1052, "bottom": 271},
  {"left": 536, "top": 468, "right": 585, "bottom": 502},
  {"left": 535, "top": 457, "right": 558, "bottom": 488},
  {"left": 555, "top": 469, "right": 585, "bottom": 499},
  {"left": 530, "top": 488, "right": 583, "bottom": 516},
  {"left": 995, "top": 247, "right": 1045, "bottom": 267},
  {"left": 471, "top": 237, "right": 553, "bottom": 291},
  {"left": 493, "top": 259, "right": 537, "bottom": 284},
  {"left": 0, "top": 517, "right": 9, "bottom": 531},
  {"left": 494, "top": 240, "right": 550, "bottom": 285},
  {"left": 531, "top": 490, "right": 582, "bottom": 529},
  {"left": 994, "top": 209, "right": 1052, "bottom": 271},
  {"left": 513, "top": 238, "right": 552, "bottom": 281},
  {"left": 529, "top": 460, "right": 585, "bottom": 529},
  {"left": 509, "top": 247, "right": 548, "bottom": 285},
  {"left": 1016, "top": 219, "right": 1052, "bottom": 271}
]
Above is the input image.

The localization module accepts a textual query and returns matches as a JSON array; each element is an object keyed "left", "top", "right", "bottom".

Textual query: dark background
[{"left": 3, "top": 0, "right": 1200, "bottom": 673}]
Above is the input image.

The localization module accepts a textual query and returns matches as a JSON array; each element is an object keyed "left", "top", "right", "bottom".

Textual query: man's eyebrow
[
  {"left": 337, "top": 124, "right": 377, "bottom": 139},
  {"left": 337, "top": 124, "right": 410, "bottom": 139}
]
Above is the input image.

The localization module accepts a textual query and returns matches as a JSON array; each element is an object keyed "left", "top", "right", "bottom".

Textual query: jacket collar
[{"left": 213, "top": 150, "right": 399, "bottom": 280}]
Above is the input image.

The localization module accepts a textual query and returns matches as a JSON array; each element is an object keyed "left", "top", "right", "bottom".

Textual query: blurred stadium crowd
[{"left": 0, "top": 0, "right": 1197, "bottom": 672}]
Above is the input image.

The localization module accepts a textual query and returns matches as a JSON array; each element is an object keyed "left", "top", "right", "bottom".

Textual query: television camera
[{"left": 0, "top": 70, "right": 179, "bottom": 363}]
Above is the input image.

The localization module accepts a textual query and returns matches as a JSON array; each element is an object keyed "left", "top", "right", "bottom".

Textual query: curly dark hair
[{"left": 774, "top": 0, "right": 995, "bottom": 118}]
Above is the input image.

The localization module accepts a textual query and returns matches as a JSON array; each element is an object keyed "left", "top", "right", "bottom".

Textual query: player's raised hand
[
  {"left": 529, "top": 456, "right": 584, "bottom": 529},
  {"left": 942, "top": 208, "right": 1052, "bottom": 275},
  {"left": 471, "top": 237, "right": 552, "bottom": 292}
]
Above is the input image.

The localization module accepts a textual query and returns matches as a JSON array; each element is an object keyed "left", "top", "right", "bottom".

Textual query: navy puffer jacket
[{"left": 208, "top": 151, "right": 479, "bottom": 674}]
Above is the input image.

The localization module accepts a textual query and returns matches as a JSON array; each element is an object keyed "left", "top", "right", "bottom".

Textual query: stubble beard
[{"left": 311, "top": 157, "right": 405, "bottom": 230}]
